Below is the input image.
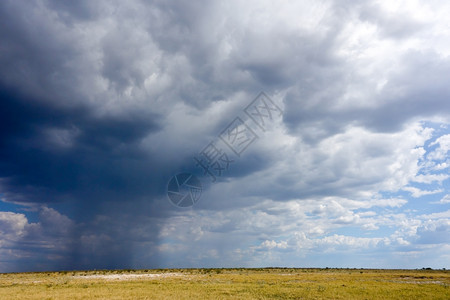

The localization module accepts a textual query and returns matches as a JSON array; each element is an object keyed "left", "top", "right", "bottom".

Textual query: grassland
[{"left": 0, "top": 268, "right": 449, "bottom": 299}]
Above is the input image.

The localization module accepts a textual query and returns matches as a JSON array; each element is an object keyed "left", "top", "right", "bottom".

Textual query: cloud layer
[{"left": 0, "top": 0, "right": 449, "bottom": 272}]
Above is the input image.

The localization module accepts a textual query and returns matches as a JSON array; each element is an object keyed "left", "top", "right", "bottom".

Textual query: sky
[{"left": 0, "top": 0, "right": 449, "bottom": 272}]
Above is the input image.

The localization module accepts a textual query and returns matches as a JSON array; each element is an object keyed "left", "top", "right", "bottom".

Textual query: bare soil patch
[{"left": 73, "top": 272, "right": 183, "bottom": 281}]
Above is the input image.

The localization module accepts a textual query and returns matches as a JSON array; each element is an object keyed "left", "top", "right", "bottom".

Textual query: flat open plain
[{"left": 1, "top": 268, "right": 449, "bottom": 299}]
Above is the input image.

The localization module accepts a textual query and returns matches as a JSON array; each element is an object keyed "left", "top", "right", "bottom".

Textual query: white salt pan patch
[{"left": 74, "top": 272, "right": 182, "bottom": 280}]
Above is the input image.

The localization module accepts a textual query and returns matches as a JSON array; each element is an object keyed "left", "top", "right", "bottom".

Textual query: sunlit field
[{"left": 1, "top": 268, "right": 449, "bottom": 299}]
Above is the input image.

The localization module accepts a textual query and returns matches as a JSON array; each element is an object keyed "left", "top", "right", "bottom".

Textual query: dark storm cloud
[
  {"left": 0, "top": 0, "right": 219, "bottom": 270},
  {"left": 0, "top": 1, "right": 81, "bottom": 101},
  {"left": 0, "top": 84, "right": 177, "bottom": 270},
  {"left": 284, "top": 48, "right": 450, "bottom": 143},
  {"left": 46, "top": 0, "right": 101, "bottom": 22},
  {"left": 0, "top": 86, "right": 163, "bottom": 206}
]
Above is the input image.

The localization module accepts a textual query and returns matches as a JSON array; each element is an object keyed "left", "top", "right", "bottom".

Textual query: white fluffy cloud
[
  {"left": 0, "top": 212, "right": 28, "bottom": 240},
  {"left": 428, "top": 134, "right": 450, "bottom": 160},
  {"left": 0, "top": 208, "right": 74, "bottom": 272},
  {"left": 434, "top": 194, "right": 450, "bottom": 204}
]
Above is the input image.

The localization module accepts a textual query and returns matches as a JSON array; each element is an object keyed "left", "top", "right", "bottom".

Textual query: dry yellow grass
[{"left": 0, "top": 268, "right": 449, "bottom": 299}]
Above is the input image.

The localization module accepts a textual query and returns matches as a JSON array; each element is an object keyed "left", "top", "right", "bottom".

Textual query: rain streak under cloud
[{"left": 0, "top": 0, "right": 449, "bottom": 272}]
